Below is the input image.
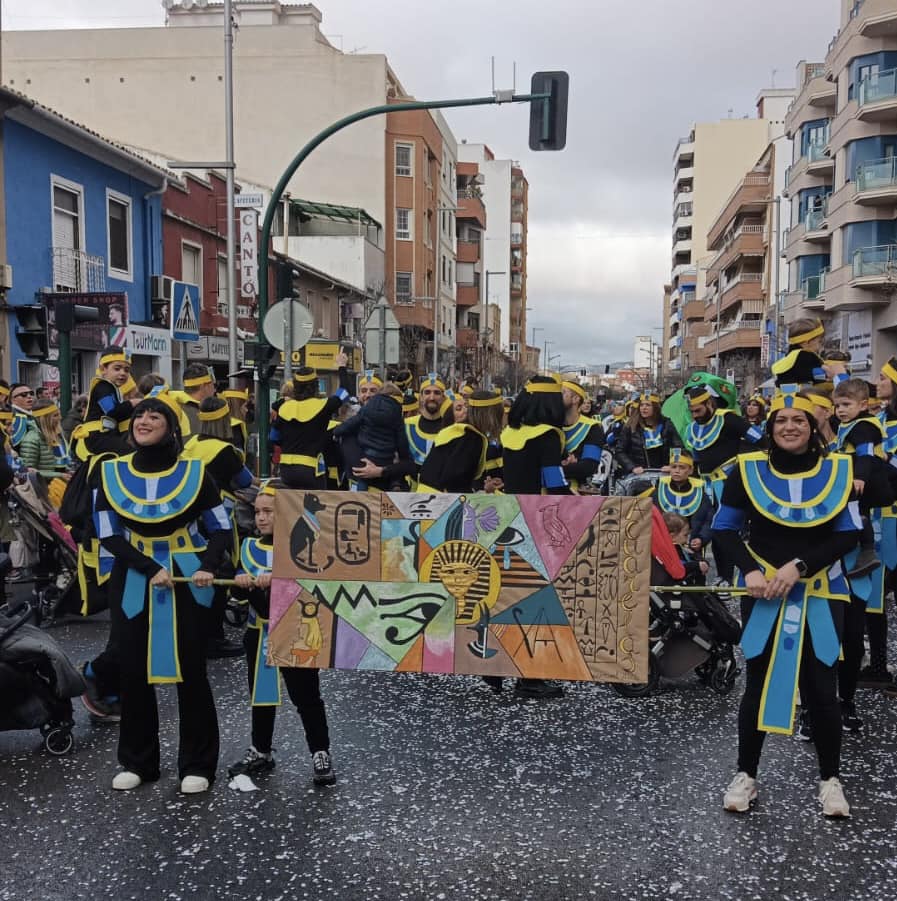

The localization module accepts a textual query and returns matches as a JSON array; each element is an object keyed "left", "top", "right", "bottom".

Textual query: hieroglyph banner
[{"left": 268, "top": 491, "right": 652, "bottom": 683}]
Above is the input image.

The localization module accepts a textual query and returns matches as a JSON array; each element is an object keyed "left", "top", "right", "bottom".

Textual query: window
[
  {"left": 216, "top": 256, "right": 228, "bottom": 316},
  {"left": 106, "top": 191, "right": 132, "bottom": 279},
  {"left": 181, "top": 242, "right": 202, "bottom": 297},
  {"left": 396, "top": 271, "right": 413, "bottom": 305},
  {"left": 395, "top": 143, "right": 413, "bottom": 177},
  {"left": 448, "top": 260, "right": 453, "bottom": 286},
  {"left": 396, "top": 208, "right": 412, "bottom": 241},
  {"left": 51, "top": 177, "right": 86, "bottom": 291}
]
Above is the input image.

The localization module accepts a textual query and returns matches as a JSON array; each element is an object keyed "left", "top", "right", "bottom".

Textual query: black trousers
[
  {"left": 838, "top": 595, "right": 867, "bottom": 705},
  {"left": 711, "top": 538, "right": 735, "bottom": 584},
  {"left": 244, "top": 627, "right": 330, "bottom": 755},
  {"left": 91, "top": 627, "right": 121, "bottom": 699},
  {"left": 111, "top": 577, "right": 219, "bottom": 782},
  {"left": 737, "top": 597, "right": 844, "bottom": 781}
]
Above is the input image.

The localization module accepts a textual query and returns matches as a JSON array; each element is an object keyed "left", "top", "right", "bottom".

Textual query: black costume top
[
  {"left": 500, "top": 425, "right": 569, "bottom": 495},
  {"left": 687, "top": 410, "right": 764, "bottom": 476},
  {"left": 417, "top": 424, "right": 488, "bottom": 493},
  {"left": 562, "top": 416, "right": 606, "bottom": 491}
]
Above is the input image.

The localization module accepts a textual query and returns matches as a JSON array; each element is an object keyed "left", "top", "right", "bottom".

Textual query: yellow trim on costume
[
  {"left": 500, "top": 423, "right": 564, "bottom": 451},
  {"left": 198, "top": 404, "right": 230, "bottom": 422},
  {"left": 280, "top": 453, "right": 324, "bottom": 468},
  {"left": 221, "top": 389, "right": 249, "bottom": 401},
  {"left": 524, "top": 381, "right": 561, "bottom": 394},
  {"left": 99, "top": 350, "right": 130, "bottom": 366},
  {"left": 121, "top": 377, "right": 137, "bottom": 396},
  {"left": 0, "top": 410, "right": 12, "bottom": 422},
  {"left": 105, "top": 457, "right": 199, "bottom": 513},
  {"left": 183, "top": 374, "right": 212, "bottom": 388},
  {"left": 32, "top": 404, "right": 59, "bottom": 418},
  {"left": 562, "top": 381, "right": 588, "bottom": 402},
  {"left": 789, "top": 323, "right": 824, "bottom": 345},
  {"left": 277, "top": 397, "right": 328, "bottom": 422},
  {"left": 468, "top": 394, "right": 504, "bottom": 408}
]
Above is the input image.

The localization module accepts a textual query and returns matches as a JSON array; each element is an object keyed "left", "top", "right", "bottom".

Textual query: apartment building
[
  {"left": 700, "top": 91, "right": 794, "bottom": 390},
  {"left": 455, "top": 160, "right": 486, "bottom": 377},
  {"left": 456, "top": 143, "right": 530, "bottom": 361},
  {"left": 667, "top": 117, "right": 770, "bottom": 378},
  {"left": 783, "top": 0, "right": 897, "bottom": 373}
]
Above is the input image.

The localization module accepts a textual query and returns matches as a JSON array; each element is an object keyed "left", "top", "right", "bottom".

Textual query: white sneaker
[
  {"left": 818, "top": 777, "right": 850, "bottom": 817},
  {"left": 723, "top": 771, "right": 757, "bottom": 812},
  {"left": 112, "top": 771, "right": 142, "bottom": 791},
  {"left": 180, "top": 775, "right": 210, "bottom": 794}
]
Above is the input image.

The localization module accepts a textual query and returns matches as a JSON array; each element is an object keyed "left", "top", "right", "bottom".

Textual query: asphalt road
[{"left": 2, "top": 610, "right": 897, "bottom": 901}]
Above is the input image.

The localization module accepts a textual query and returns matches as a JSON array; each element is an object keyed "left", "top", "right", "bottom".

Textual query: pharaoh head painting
[{"left": 421, "top": 539, "right": 500, "bottom": 625}]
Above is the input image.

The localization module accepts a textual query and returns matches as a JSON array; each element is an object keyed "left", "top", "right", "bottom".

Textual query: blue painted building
[{"left": 0, "top": 88, "right": 167, "bottom": 389}]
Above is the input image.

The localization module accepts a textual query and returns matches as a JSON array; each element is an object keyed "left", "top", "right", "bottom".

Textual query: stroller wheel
[
  {"left": 611, "top": 654, "right": 660, "bottom": 699},
  {"left": 710, "top": 661, "right": 738, "bottom": 696},
  {"left": 44, "top": 726, "right": 74, "bottom": 756},
  {"left": 225, "top": 597, "right": 249, "bottom": 628}
]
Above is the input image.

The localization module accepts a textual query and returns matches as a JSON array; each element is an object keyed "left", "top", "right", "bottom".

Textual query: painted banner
[{"left": 268, "top": 491, "right": 652, "bottom": 683}]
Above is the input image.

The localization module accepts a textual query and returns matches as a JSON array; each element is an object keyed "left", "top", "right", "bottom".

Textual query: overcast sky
[{"left": 3, "top": 0, "right": 839, "bottom": 366}]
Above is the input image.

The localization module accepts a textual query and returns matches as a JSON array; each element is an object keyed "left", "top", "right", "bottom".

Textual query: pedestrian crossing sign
[{"left": 171, "top": 281, "right": 200, "bottom": 342}]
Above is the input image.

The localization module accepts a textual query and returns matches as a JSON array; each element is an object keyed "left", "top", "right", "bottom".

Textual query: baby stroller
[
  {"left": 612, "top": 505, "right": 741, "bottom": 699},
  {"left": 613, "top": 467, "right": 664, "bottom": 498},
  {"left": 6, "top": 473, "right": 80, "bottom": 623},
  {"left": 586, "top": 449, "right": 616, "bottom": 495},
  {"left": 0, "top": 601, "right": 85, "bottom": 755}
]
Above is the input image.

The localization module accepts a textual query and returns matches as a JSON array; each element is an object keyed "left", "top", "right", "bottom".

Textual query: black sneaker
[
  {"left": 857, "top": 666, "right": 893, "bottom": 689},
  {"left": 796, "top": 709, "right": 813, "bottom": 742},
  {"left": 227, "top": 746, "right": 275, "bottom": 778},
  {"left": 841, "top": 701, "right": 863, "bottom": 733},
  {"left": 514, "top": 678, "right": 565, "bottom": 699},
  {"left": 482, "top": 676, "right": 504, "bottom": 694},
  {"left": 847, "top": 547, "right": 881, "bottom": 579},
  {"left": 312, "top": 750, "right": 337, "bottom": 786},
  {"left": 79, "top": 662, "right": 121, "bottom": 723}
]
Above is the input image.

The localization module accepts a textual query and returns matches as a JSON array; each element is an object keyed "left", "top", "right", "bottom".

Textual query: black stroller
[
  {"left": 0, "top": 601, "right": 85, "bottom": 755},
  {"left": 612, "top": 579, "right": 741, "bottom": 698}
]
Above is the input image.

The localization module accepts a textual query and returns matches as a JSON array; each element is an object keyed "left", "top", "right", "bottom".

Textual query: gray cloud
[{"left": 6, "top": 0, "right": 841, "bottom": 364}]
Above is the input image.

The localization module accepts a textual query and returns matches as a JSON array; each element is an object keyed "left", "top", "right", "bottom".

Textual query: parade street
[{"left": 1, "top": 613, "right": 895, "bottom": 901}]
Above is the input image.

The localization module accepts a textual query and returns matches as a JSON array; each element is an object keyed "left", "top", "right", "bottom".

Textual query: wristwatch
[{"left": 792, "top": 558, "right": 808, "bottom": 577}]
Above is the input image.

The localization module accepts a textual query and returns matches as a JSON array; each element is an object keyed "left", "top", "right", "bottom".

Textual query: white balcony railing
[{"left": 51, "top": 247, "right": 106, "bottom": 293}]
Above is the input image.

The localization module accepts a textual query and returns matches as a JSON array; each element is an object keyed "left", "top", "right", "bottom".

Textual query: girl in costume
[
  {"left": 743, "top": 395, "right": 767, "bottom": 428},
  {"left": 417, "top": 391, "right": 503, "bottom": 494},
  {"left": 17, "top": 399, "right": 70, "bottom": 482},
  {"left": 616, "top": 391, "right": 681, "bottom": 476},
  {"left": 94, "top": 397, "right": 233, "bottom": 794},
  {"left": 643, "top": 449, "right": 713, "bottom": 555},
  {"left": 227, "top": 482, "right": 336, "bottom": 787},
  {"left": 713, "top": 388, "right": 860, "bottom": 818}
]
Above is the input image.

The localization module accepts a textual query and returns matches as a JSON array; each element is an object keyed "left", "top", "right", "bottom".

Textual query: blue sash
[{"left": 240, "top": 538, "right": 281, "bottom": 706}]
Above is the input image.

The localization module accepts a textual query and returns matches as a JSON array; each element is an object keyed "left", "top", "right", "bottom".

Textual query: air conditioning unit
[
  {"left": 151, "top": 275, "right": 173, "bottom": 302},
  {"left": 0, "top": 263, "right": 13, "bottom": 290}
]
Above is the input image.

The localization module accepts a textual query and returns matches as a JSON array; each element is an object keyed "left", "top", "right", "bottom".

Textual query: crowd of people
[{"left": 1, "top": 315, "right": 896, "bottom": 820}]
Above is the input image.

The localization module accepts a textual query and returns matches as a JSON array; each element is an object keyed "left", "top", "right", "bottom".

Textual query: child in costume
[
  {"left": 645, "top": 449, "right": 713, "bottom": 555},
  {"left": 771, "top": 318, "right": 848, "bottom": 389},
  {"left": 228, "top": 483, "right": 336, "bottom": 786},
  {"left": 662, "top": 511, "right": 709, "bottom": 584},
  {"left": 73, "top": 347, "right": 135, "bottom": 459}
]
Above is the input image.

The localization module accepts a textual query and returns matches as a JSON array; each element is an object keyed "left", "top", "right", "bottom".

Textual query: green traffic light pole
[{"left": 255, "top": 90, "right": 550, "bottom": 477}]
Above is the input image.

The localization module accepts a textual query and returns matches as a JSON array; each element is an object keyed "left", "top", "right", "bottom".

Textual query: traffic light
[
  {"left": 528, "top": 71, "right": 569, "bottom": 152},
  {"left": 14, "top": 305, "right": 48, "bottom": 358},
  {"left": 256, "top": 343, "right": 279, "bottom": 381},
  {"left": 277, "top": 260, "right": 302, "bottom": 302},
  {"left": 55, "top": 303, "right": 99, "bottom": 333}
]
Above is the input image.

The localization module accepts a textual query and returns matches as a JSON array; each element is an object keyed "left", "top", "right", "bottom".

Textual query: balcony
[
  {"left": 672, "top": 238, "right": 693, "bottom": 258},
  {"left": 858, "top": 68, "right": 897, "bottom": 122},
  {"left": 855, "top": 157, "right": 897, "bottom": 204},
  {"left": 456, "top": 327, "right": 479, "bottom": 349},
  {"left": 456, "top": 283, "right": 480, "bottom": 307},
  {"left": 673, "top": 135, "right": 695, "bottom": 165},
  {"left": 456, "top": 187, "right": 486, "bottom": 227},
  {"left": 51, "top": 247, "right": 106, "bottom": 293},
  {"left": 858, "top": 0, "right": 897, "bottom": 38},
  {"left": 806, "top": 141, "right": 834, "bottom": 175},
  {"left": 804, "top": 203, "right": 831, "bottom": 241},
  {"left": 510, "top": 230, "right": 523, "bottom": 247},
  {"left": 852, "top": 244, "right": 897, "bottom": 284},
  {"left": 706, "top": 225, "right": 765, "bottom": 284},
  {"left": 457, "top": 240, "right": 481, "bottom": 263},
  {"left": 706, "top": 175, "right": 771, "bottom": 248},
  {"left": 510, "top": 274, "right": 523, "bottom": 294},
  {"left": 699, "top": 319, "right": 763, "bottom": 353},
  {"left": 802, "top": 269, "right": 829, "bottom": 303},
  {"left": 682, "top": 298, "right": 703, "bottom": 320},
  {"left": 718, "top": 272, "right": 764, "bottom": 314}
]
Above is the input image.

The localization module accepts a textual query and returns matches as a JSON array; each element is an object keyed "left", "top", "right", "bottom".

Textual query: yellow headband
[
  {"left": 100, "top": 350, "right": 130, "bottom": 366},
  {"left": 789, "top": 323, "right": 824, "bottom": 346},
  {"left": 198, "top": 404, "right": 230, "bottom": 422},
  {"left": 748, "top": 395, "right": 767, "bottom": 408},
  {"left": 359, "top": 371, "right": 383, "bottom": 387},
  {"left": 882, "top": 357, "right": 897, "bottom": 386},
  {"left": 293, "top": 370, "right": 317, "bottom": 384},
  {"left": 806, "top": 393, "right": 833, "bottom": 411},
  {"left": 525, "top": 380, "right": 562, "bottom": 394},
  {"left": 640, "top": 392, "right": 661, "bottom": 405},
  {"left": 0, "top": 384, "right": 9, "bottom": 399},
  {"left": 32, "top": 404, "right": 59, "bottom": 418},
  {"left": 421, "top": 373, "right": 446, "bottom": 391},
  {"left": 770, "top": 385, "right": 816, "bottom": 416},
  {"left": 562, "top": 381, "right": 588, "bottom": 402},
  {"left": 460, "top": 385, "right": 474, "bottom": 396},
  {"left": 669, "top": 448, "right": 693, "bottom": 466},
  {"left": 688, "top": 390, "right": 711, "bottom": 406},
  {"left": 221, "top": 389, "right": 249, "bottom": 401},
  {"left": 468, "top": 394, "right": 504, "bottom": 408},
  {"left": 184, "top": 374, "right": 213, "bottom": 388},
  {"left": 258, "top": 480, "right": 277, "bottom": 497}
]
